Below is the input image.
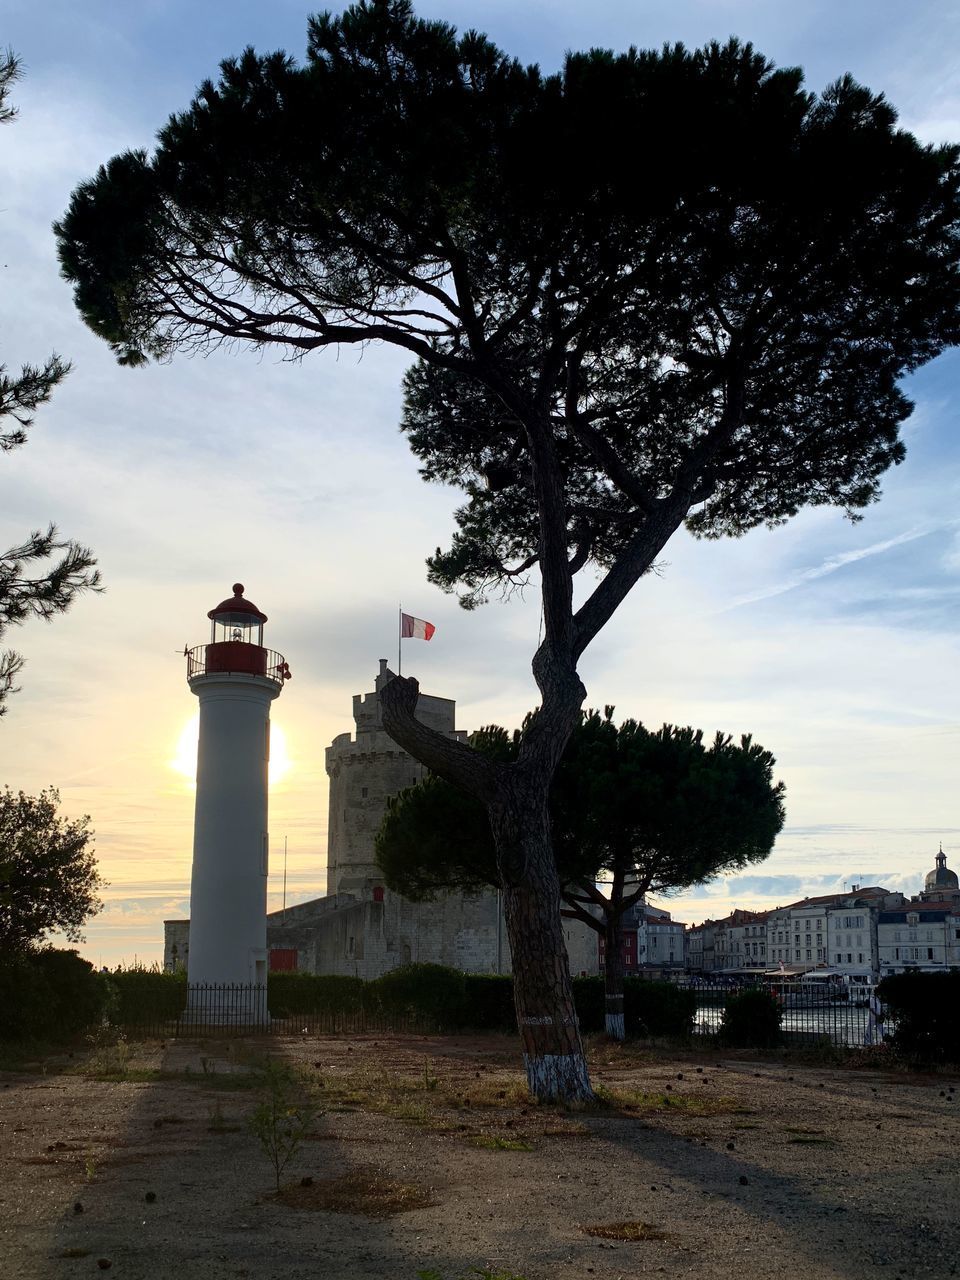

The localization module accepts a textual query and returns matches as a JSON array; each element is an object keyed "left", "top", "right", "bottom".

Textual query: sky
[{"left": 2, "top": 0, "right": 959, "bottom": 968}]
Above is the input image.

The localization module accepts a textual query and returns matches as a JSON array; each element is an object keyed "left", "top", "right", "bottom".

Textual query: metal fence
[
  {"left": 115, "top": 983, "right": 434, "bottom": 1039},
  {"left": 676, "top": 980, "right": 886, "bottom": 1048},
  {"left": 114, "top": 981, "right": 887, "bottom": 1048}
]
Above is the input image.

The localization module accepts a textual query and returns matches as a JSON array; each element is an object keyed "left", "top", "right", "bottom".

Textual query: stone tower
[{"left": 325, "top": 659, "right": 466, "bottom": 896}]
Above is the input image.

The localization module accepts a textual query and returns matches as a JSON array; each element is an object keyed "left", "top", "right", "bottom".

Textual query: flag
[{"left": 401, "top": 612, "right": 436, "bottom": 641}]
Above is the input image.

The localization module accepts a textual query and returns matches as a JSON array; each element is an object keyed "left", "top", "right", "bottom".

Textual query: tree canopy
[
  {"left": 377, "top": 709, "right": 784, "bottom": 1038},
  {"left": 0, "top": 51, "right": 100, "bottom": 714},
  {"left": 376, "top": 709, "right": 785, "bottom": 917},
  {"left": 56, "top": 5, "right": 959, "bottom": 627},
  {"left": 0, "top": 787, "right": 104, "bottom": 955}
]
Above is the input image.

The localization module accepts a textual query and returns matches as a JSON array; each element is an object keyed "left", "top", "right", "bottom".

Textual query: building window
[
  {"left": 361, "top": 787, "right": 368, "bottom": 798},
  {"left": 835, "top": 953, "right": 842, "bottom": 964},
  {"left": 347, "top": 936, "right": 355, "bottom": 957},
  {"left": 805, "top": 950, "right": 812, "bottom": 961},
  {"left": 928, "top": 948, "right": 934, "bottom": 960}
]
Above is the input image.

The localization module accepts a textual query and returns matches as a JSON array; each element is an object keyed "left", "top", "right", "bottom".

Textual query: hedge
[
  {"left": 877, "top": 971, "right": 960, "bottom": 1062},
  {"left": 102, "top": 964, "right": 697, "bottom": 1038},
  {"left": 0, "top": 949, "right": 112, "bottom": 1042},
  {"left": 570, "top": 976, "right": 698, "bottom": 1037},
  {"left": 718, "top": 987, "right": 782, "bottom": 1048}
]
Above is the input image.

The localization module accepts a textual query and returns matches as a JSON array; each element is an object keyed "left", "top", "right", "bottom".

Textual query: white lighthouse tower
[{"left": 185, "top": 584, "right": 290, "bottom": 1022}]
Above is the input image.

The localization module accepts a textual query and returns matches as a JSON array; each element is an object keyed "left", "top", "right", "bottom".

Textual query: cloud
[{"left": 722, "top": 524, "right": 954, "bottom": 611}]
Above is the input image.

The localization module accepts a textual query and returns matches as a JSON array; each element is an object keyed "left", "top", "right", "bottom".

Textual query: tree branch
[{"left": 379, "top": 674, "right": 505, "bottom": 802}]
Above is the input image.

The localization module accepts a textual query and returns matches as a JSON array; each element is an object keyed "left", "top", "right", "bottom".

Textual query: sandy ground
[{"left": 0, "top": 1033, "right": 958, "bottom": 1280}]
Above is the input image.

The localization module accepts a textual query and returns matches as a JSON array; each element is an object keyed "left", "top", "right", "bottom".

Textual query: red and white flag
[{"left": 401, "top": 612, "right": 436, "bottom": 641}]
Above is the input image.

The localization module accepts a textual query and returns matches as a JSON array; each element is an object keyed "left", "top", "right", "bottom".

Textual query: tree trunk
[
  {"left": 490, "top": 790, "right": 596, "bottom": 1104},
  {"left": 379, "top": 670, "right": 595, "bottom": 1104},
  {"left": 604, "top": 916, "right": 626, "bottom": 1041}
]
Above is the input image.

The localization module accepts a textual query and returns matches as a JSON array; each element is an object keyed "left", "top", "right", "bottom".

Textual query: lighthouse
[{"left": 184, "top": 584, "right": 290, "bottom": 1021}]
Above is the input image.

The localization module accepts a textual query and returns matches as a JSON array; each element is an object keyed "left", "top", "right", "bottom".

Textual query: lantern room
[
  {"left": 186, "top": 583, "right": 290, "bottom": 686},
  {"left": 208, "top": 582, "right": 267, "bottom": 646}
]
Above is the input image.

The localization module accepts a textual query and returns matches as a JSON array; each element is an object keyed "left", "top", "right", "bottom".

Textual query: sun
[{"left": 170, "top": 715, "right": 292, "bottom": 785}]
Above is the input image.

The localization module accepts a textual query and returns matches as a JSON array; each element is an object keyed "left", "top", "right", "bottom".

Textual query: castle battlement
[{"left": 324, "top": 660, "right": 466, "bottom": 897}]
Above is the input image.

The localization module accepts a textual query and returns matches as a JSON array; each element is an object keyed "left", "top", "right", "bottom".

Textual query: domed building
[{"left": 919, "top": 845, "right": 960, "bottom": 906}]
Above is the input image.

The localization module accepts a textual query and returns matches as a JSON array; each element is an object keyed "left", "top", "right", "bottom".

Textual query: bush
[
  {"left": 719, "top": 987, "right": 782, "bottom": 1048},
  {"left": 877, "top": 971, "right": 960, "bottom": 1063},
  {"left": 625, "top": 978, "right": 698, "bottom": 1038},
  {"left": 0, "top": 953, "right": 52, "bottom": 1040},
  {"left": 268, "top": 972, "right": 364, "bottom": 1017},
  {"left": 371, "top": 963, "right": 468, "bottom": 1027},
  {"left": 569, "top": 976, "right": 697, "bottom": 1038},
  {"left": 462, "top": 973, "right": 516, "bottom": 1031},
  {"left": 0, "top": 949, "right": 111, "bottom": 1042},
  {"left": 109, "top": 967, "right": 186, "bottom": 1025}
]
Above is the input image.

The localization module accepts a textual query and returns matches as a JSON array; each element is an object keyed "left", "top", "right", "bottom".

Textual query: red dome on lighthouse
[{"left": 207, "top": 583, "right": 268, "bottom": 626}]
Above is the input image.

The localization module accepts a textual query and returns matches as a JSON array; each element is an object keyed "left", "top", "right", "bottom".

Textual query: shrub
[
  {"left": 0, "top": 953, "right": 52, "bottom": 1040},
  {"left": 571, "top": 976, "right": 605, "bottom": 1032},
  {"left": 249, "top": 1058, "right": 317, "bottom": 1191},
  {"left": 625, "top": 979, "right": 698, "bottom": 1038},
  {"left": 719, "top": 987, "right": 782, "bottom": 1048},
  {"left": 569, "top": 977, "right": 697, "bottom": 1038},
  {"left": 109, "top": 966, "right": 187, "bottom": 1025},
  {"left": 268, "top": 972, "right": 364, "bottom": 1017},
  {"left": 371, "top": 963, "right": 468, "bottom": 1027},
  {"left": 462, "top": 973, "right": 516, "bottom": 1031},
  {"left": 877, "top": 971, "right": 960, "bottom": 1063},
  {"left": 0, "top": 949, "right": 110, "bottom": 1042}
]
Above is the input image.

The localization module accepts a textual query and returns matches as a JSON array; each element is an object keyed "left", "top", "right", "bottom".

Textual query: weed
[
  {"left": 540, "top": 1120, "right": 590, "bottom": 1138},
  {"left": 580, "top": 1220, "right": 671, "bottom": 1242},
  {"left": 207, "top": 1099, "right": 240, "bottom": 1133},
  {"left": 417, "top": 1271, "right": 528, "bottom": 1280},
  {"left": 83, "top": 1149, "right": 97, "bottom": 1183},
  {"left": 469, "top": 1135, "right": 532, "bottom": 1151},
  {"left": 593, "top": 1084, "right": 741, "bottom": 1117},
  {"left": 423, "top": 1059, "right": 439, "bottom": 1091},
  {"left": 248, "top": 1059, "right": 318, "bottom": 1192},
  {"left": 273, "top": 1165, "right": 435, "bottom": 1215},
  {"left": 59, "top": 1248, "right": 92, "bottom": 1259},
  {"left": 84, "top": 1026, "right": 131, "bottom": 1078}
]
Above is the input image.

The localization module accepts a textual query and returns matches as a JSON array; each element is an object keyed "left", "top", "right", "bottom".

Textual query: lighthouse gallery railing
[{"left": 186, "top": 643, "right": 288, "bottom": 685}]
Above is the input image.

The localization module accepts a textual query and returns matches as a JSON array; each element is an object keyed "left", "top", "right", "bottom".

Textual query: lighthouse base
[{"left": 181, "top": 984, "right": 270, "bottom": 1028}]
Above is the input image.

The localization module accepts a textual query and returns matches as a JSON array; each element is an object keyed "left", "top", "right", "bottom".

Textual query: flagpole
[{"left": 398, "top": 604, "right": 402, "bottom": 676}]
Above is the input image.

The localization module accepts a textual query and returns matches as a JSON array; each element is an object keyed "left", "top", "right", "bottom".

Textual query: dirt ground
[{"left": 0, "top": 1032, "right": 958, "bottom": 1280}]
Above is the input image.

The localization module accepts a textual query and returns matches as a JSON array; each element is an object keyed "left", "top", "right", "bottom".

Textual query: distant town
[{"left": 600, "top": 846, "right": 960, "bottom": 985}]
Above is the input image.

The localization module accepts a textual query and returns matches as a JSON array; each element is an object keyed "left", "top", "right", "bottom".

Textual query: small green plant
[
  {"left": 83, "top": 1149, "right": 97, "bottom": 1182},
  {"left": 207, "top": 1099, "right": 240, "bottom": 1132},
  {"left": 469, "top": 1135, "right": 532, "bottom": 1151},
  {"left": 248, "top": 1058, "right": 317, "bottom": 1191},
  {"left": 417, "top": 1271, "right": 529, "bottom": 1280},
  {"left": 422, "top": 1059, "right": 439, "bottom": 1091},
  {"left": 85, "top": 1024, "right": 130, "bottom": 1077}
]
